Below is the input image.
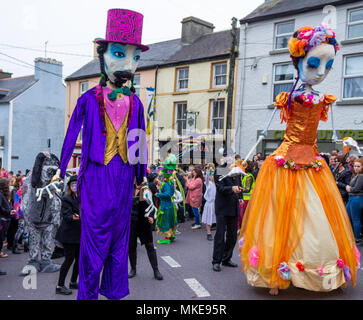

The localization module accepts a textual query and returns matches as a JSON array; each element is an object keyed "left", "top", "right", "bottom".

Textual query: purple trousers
[{"left": 77, "top": 155, "right": 134, "bottom": 300}]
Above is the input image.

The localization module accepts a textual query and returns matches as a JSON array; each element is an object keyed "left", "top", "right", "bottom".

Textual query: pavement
[{"left": 0, "top": 219, "right": 363, "bottom": 300}]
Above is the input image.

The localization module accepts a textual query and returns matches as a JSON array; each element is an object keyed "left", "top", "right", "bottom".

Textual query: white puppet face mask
[
  {"left": 298, "top": 43, "right": 335, "bottom": 86},
  {"left": 103, "top": 43, "right": 141, "bottom": 87}
]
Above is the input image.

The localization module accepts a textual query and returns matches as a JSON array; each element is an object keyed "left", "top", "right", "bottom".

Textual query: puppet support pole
[{"left": 243, "top": 106, "right": 278, "bottom": 163}]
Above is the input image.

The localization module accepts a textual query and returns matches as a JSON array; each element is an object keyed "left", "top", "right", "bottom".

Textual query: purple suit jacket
[{"left": 59, "top": 87, "right": 147, "bottom": 185}]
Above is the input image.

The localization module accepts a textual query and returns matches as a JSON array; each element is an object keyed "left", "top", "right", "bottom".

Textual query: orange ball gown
[{"left": 239, "top": 92, "right": 360, "bottom": 291}]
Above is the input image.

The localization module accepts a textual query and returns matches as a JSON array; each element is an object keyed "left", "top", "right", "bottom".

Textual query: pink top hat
[{"left": 96, "top": 8, "right": 149, "bottom": 52}]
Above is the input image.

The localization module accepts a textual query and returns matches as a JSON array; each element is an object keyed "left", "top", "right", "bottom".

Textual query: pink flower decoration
[
  {"left": 317, "top": 266, "right": 325, "bottom": 276},
  {"left": 354, "top": 246, "right": 361, "bottom": 269},
  {"left": 295, "top": 164, "right": 300, "bottom": 170},
  {"left": 248, "top": 245, "right": 259, "bottom": 267},
  {"left": 337, "top": 259, "right": 344, "bottom": 268},
  {"left": 299, "top": 30, "right": 314, "bottom": 41},
  {"left": 276, "top": 158, "right": 285, "bottom": 166},
  {"left": 316, "top": 156, "right": 323, "bottom": 160}
]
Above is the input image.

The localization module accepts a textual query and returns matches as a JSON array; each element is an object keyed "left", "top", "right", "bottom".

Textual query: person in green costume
[{"left": 155, "top": 154, "right": 184, "bottom": 244}]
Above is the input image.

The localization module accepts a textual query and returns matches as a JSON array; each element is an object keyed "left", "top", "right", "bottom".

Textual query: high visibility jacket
[{"left": 241, "top": 173, "right": 255, "bottom": 200}]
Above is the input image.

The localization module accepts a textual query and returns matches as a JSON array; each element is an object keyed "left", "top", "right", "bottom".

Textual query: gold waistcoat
[{"left": 103, "top": 110, "right": 129, "bottom": 165}]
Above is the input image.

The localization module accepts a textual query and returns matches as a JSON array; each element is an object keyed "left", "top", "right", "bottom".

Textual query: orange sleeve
[
  {"left": 320, "top": 94, "right": 338, "bottom": 122},
  {"left": 274, "top": 92, "right": 290, "bottom": 123}
]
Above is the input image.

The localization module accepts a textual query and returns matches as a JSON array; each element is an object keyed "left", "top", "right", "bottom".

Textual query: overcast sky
[{"left": 0, "top": 0, "right": 264, "bottom": 79}]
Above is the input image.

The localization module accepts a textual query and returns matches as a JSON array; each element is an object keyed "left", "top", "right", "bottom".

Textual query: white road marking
[
  {"left": 161, "top": 256, "right": 181, "bottom": 268},
  {"left": 184, "top": 278, "right": 211, "bottom": 298}
]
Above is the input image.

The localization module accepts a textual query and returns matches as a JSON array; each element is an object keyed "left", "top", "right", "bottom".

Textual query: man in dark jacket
[{"left": 212, "top": 167, "right": 242, "bottom": 272}]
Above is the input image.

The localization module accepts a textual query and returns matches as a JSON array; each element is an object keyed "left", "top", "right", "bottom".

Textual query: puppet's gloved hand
[{"left": 51, "top": 169, "right": 61, "bottom": 183}]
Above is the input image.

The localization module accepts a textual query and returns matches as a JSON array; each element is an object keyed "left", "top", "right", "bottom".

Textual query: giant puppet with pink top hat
[{"left": 55, "top": 9, "right": 149, "bottom": 300}]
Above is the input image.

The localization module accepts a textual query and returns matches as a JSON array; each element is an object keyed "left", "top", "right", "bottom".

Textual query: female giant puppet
[
  {"left": 239, "top": 25, "right": 360, "bottom": 295},
  {"left": 55, "top": 9, "right": 148, "bottom": 300}
]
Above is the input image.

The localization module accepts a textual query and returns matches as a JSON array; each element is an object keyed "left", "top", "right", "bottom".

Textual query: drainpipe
[{"left": 7, "top": 100, "right": 13, "bottom": 171}]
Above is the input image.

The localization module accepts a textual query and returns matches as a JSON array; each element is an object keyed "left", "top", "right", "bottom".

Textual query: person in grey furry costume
[{"left": 20, "top": 152, "right": 63, "bottom": 275}]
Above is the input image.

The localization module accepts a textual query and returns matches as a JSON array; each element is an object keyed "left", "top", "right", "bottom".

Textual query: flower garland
[
  {"left": 275, "top": 156, "right": 323, "bottom": 171},
  {"left": 292, "top": 91, "right": 324, "bottom": 107},
  {"left": 288, "top": 24, "right": 340, "bottom": 58}
]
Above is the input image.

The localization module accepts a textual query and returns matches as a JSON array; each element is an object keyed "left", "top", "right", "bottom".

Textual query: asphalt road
[{"left": 0, "top": 219, "right": 363, "bottom": 300}]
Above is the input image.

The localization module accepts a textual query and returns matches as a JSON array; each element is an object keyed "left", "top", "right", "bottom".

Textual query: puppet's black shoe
[
  {"left": 153, "top": 269, "right": 163, "bottom": 280},
  {"left": 128, "top": 269, "right": 136, "bottom": 278}
]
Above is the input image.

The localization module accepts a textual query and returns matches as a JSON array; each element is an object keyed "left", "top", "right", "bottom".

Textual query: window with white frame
[
  {"left": 80, "top": 81, "right": 88, "bottom": 95},
  {"left": 210, "top": 99, "right": 225, "bottom": 136},
  {"left": 176, "top": 68, "right": 189, "bottom": 91},
  {"left": 343, "top": 55, "right": 363, "bottom": 99},
  {"left": 175, "top": 102, "right": 187, "bottom": 136},
  {"left": 133, "top": 74, "right": 140, "bottom": 96},
  {"left": 213, "top": 63, "right": 227, "bottom": 87},
  {"left": 274, "top": 21, "right": 295, "bottom": 49},
  {"left": 347, "top": 8, "right": 363, "bottom": 39},
  {"left": 273, "top": 63, "right": 295, "bottom": 101}
]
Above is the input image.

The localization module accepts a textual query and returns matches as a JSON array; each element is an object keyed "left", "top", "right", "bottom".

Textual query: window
[
  {"left": 273, "top": 63, "right": 295, "bottom": 101},
  {"left": 213, "top": 63, "right": 227, "bottom": 87},
  {"left": 133, "top": 74, "right": 140, "bottom": 96},
  {"left": 274, "top": 21, "right": 294, "bottom": 49},
  {"left": 176, "top": 68, "right": 189, "bottom": 91},
  {"left": 80, "top": 81, "right": 88, "bottom": 95},
  {"left": 175, "top": 102, "right": 187, "bottom": 136},
  {"left": 210, "top": 99, "right": 225, "bottom": 136},
  {"left": 347, "top": 8, "right": 363, "bottom": 39},
  {"left": 343, "top": 55, "right": 363, "bottom": 99}
]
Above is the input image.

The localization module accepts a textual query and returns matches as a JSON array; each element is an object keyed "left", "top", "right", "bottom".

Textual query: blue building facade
[{"left": 0, "top": 58, "right": 65, "bottom": 171}]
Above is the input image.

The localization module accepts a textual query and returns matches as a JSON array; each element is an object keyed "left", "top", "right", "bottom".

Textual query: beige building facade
[{"left": 154, "top": 58, "right": 238, "bottom": 164}]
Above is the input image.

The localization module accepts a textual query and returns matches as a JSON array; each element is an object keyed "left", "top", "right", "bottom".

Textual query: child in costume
[
  {"left": 156, "top": 154, "right": 178, "bottom": 244},
  {"left": 239, "top": 25, "right": 359, "bottom": 295},
  {"left": 201, "top": 164, "right": 216, "bottom": 241},
  {"left": 55, "top": 9, "right": 148, "bottom": 300}
]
